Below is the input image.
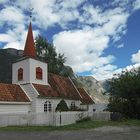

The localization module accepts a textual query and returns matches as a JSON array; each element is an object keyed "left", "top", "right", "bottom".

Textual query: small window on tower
[
  {"left": 36, "top": 67, "right": 43, "bottom": 80},
  {"left": 18, "top": 68, "right": 23, "bottom": 81}
]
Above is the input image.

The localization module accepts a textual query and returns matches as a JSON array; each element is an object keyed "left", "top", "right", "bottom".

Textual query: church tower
[{"left": 12, "top": 22, "right": 48, "bottom": 85}]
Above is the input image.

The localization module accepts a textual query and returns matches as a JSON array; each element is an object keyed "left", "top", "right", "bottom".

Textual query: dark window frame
[
  {"left": 44, "top": 101, "right": 52, "bottom": 112},
  {"left": 36, "top": 67, "right": 43, "bottom": 80},
  {"left": 18, "top": 68, "right": 23, "bottom": 81}
]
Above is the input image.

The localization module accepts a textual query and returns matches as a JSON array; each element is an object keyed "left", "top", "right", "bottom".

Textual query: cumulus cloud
[
  {"left": 0, "top": 0, "right": 8, "bottom": 4},
  {"left": 117, "top": 44, "right": 124, "bottom": 48},
  {"left": 0, "top": 34, "right": 15, "bottom": 42},
  {"left": 53, "top": 28, "right": 112, "bottom": 72},
  {"left": 53, "top": 2, "right": 130, "bottom": 80},
  {"left": 131, "top": 50, "right": 140, "bottom": 63},
  {"left": 20, "top": 0, "right": 84, "bottom": 29},
  {"left": 93, "top": 63, "right": 140, "bottom": 80},
  {"left": 3, "top": 29, "right": 39, "bottom": 50},
  {"left": 133, "top": 0, "right": 140, "bottom": 10},
  {"left": 92, "top": 64, "right": 117, "bottom": 80},
  {"left": 0, "top": 3, "right": 39, "bottom": 50},
  {"left": 0, "top": 6, "right": 25, "bottom": 26}
]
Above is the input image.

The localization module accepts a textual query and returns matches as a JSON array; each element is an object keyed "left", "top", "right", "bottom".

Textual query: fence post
[{"left": 60, "top": 111, "right": 61, "bottom": 126}]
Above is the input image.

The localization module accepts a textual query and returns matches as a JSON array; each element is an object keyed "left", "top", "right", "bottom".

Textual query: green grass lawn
[{"left": 0, "top": 119, "right": 140, "bottom": 131}]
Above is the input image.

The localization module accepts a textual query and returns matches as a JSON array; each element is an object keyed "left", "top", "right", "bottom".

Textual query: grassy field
[{"left": 0, "top": 119, "right": 140, "bottom": 131}]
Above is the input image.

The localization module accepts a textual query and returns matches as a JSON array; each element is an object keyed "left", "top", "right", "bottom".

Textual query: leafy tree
[
  {"left": 35, "top": 35, "right": 66, "bottom": 74},
  {"left": 107, "top": 68, "right": 140, "bottom": 119},
  {"left": 55, "top": 99, "right": 69, "bottom": 111}
]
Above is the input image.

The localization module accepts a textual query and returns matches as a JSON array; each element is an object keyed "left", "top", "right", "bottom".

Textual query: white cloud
[
  {"left": 4, "top": 42, "right": 22, "bottom": 50},
  {"left": 0, "top": 0, "right": 8, "bottom": 4},
  {"left": 53, "top": 3, "right": 130, "bottom": 80},
  {"left": 18, "top": 0, "right": 84, "bottom": 29},
  {"left": 53, "top": 28, "right": 111, "bottom": 72},
  {"left": 0, "top": 6, "right": 25, "bottom": 26},
  {"left": 92, "top": 64, "right": 117, "bottom": 80},
  {"left": 133, "top": 0, "right": 140, "bottom": 10},
  {"left": 95, "top": 12, "right": 128, "bottom": 38},
  {"left": 0, "top": 34, "right": 15, "bottom": 42},
  {"left": 3, "top": 29, "right": 39, "bottom": 50},
  {"left": 131, "top": 50, "right": 140, "bottom": 63},
  {"left": 0, "top": 4, "right": 39, "bottom": 50},
  {"left": 117, "top": 44, "right": 124, "bottom": 48},
  {"left": 93, "top": 63, "right": 140, "bottom": 81},
  {"left": 112, "top": 0, "right": 130, "bottom": 7}
]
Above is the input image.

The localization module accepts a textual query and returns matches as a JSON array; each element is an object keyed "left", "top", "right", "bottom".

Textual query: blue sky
[{"left": 0, "top": 0, "right": 140, "bottom": 80}]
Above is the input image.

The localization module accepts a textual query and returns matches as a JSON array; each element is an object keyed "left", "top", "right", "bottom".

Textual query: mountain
[
  {"left": 0, "top": 48, "right": 22, "bottom": 83},
  {"left": 78, "top": 76, "right": 109, "bottom": 103},
  {"left": 99, "top": 79, "right": 111, "bottom": 93}
]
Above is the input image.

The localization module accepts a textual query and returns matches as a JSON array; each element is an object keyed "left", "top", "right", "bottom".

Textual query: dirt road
[{"left": 0, "top": 126, "right": 139, "bottom": 140}]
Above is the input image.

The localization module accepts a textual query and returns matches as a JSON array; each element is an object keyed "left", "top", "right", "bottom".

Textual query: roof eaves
[{"left": 0, "top": 101, "right": 31, "bottom": 105}]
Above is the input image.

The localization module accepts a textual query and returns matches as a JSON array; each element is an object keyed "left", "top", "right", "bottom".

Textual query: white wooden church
[{"left": 0, "top": 22, "right": 94, "bottom": 126}]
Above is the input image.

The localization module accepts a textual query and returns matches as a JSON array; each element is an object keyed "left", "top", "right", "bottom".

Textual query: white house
[{"left": 0, "top": 22, "right": 94, "bottom": 126}]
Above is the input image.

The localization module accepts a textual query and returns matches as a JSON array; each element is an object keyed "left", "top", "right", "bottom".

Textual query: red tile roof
[
  {"left": 33, "top": 73, "right": 81, "bottom": 100},
  {"left": 78, "top": 88, "right": 94, "bottom": 105},
  {"left": 0, "top": 83, "right": 30, "bottom": 102},
  {"left": 33, "top": 84, "right": 59, "bottom": 98},
  {"left": 23, "top": 22, "right": 36, "bottom": 58}
]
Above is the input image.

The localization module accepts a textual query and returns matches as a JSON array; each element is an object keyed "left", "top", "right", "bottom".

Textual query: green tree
[
  {"left": 55, "top": 99, "right": 69, "bottom": 112},
  {"left": 35, "top": 35, "right": 66, "bottom": 74},
  {"left": 107, "top": 68, "right": 140, "bottom": 119}
]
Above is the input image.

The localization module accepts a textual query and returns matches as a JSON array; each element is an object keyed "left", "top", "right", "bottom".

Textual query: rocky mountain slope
[
  {"left": 0, "top": 48, "right": 22, "bottom": 83},
  {"left": 78, "top": 76, "right": 109, "bottom": 103}
]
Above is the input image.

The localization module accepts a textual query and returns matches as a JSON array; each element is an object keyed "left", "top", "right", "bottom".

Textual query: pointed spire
[{"left": 23, "top": 22, "right": 36, "bottom": 58}]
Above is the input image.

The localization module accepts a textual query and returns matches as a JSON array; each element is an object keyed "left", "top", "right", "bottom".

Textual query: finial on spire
[{"left": 29, "top": 7, "right": 34, "bottom": 22}]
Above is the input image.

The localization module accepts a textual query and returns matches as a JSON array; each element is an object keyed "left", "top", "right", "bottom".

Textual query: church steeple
[{"left": 23, "top": 22, "right": 36, "bottom": 58}]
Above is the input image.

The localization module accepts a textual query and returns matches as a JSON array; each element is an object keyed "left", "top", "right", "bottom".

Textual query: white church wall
[
  {"left": 12, "top": 58, "right": 48, "bottom": 85},
  {"left": 35, "top": 98, "right": 81, "bottom": 113},
  {"left": 80, "top": 105, "right": 89, "bottom": 110},
  {"left": 0, "top": 103, "right": 30, "bottom": 114},
  {"left": 12, "top": 59, "right": 30, "bottom": 84},
  {"left": 29, "top": 58, "right": 48, "bottom": 85},
  {"left": 35, "top": 98, "right": 61, "bottom": 113},
  {"left": 80, "top": 104, "right": 93, "bottom": 112},
  {"left": 65, "top": 99, "right": 81, "bottom": 108},
  {"left": 93, "top": 103, "right": 108, "bottom": 112},
  {"left": 88, "top": 104, "right": 94, "bottom": 112}
]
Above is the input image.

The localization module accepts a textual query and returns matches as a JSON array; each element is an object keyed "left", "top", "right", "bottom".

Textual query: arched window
[
  {"left": 18, "top": 68, "right": 23, "bottom": 81},
  {"left": 44, "top": 101, "right": 52, "bottom": 112},
  {"left": 36, "top": 67, "right": 43, "bottom": 80}
]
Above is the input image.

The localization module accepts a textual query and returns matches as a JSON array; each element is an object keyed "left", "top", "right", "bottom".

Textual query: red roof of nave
[{"left": 0, "top": 83, "right": 30, "bottom": 102}]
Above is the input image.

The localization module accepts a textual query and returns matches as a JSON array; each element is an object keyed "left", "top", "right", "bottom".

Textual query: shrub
[{"left": 55, "top": 99, "right": 69, "bottom": 112}]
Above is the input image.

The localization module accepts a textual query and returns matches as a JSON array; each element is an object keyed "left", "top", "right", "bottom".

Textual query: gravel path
[{"left": 0, "top": 126, "right": 139, "bottom": 140}]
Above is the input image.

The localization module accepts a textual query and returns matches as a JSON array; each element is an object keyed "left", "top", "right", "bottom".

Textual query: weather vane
[{"left": 29, "top": 7, "right": 34, "bottom": 22}]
